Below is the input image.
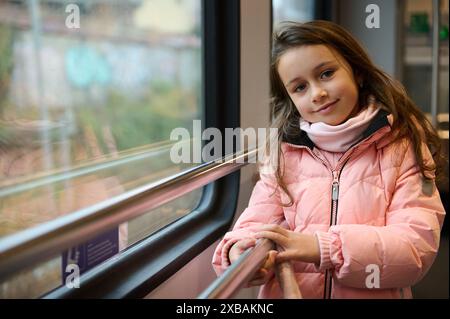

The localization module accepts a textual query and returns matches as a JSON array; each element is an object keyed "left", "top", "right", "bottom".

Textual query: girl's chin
[
  {"left": 325, "top": 110, "right": 359, "bottom": 126},
  {"left": 321, "top": 116, "right": 348, "bottom": 126}
]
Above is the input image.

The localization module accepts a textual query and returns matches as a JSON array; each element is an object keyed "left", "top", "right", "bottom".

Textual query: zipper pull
[{"left": 332, "top": 171, "right": 339, "bottom": 200}]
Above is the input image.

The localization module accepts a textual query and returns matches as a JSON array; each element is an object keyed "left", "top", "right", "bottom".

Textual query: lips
[{"left": 315, "top": 100, "right": 339, "bottom": 113}]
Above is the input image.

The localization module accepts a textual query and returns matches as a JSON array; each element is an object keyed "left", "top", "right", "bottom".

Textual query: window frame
[
  {"left": 44, "top": 0, "right": 241, "bottom": 298},
  {"left": 314, "top": 0, "right": 337, "bottom": 21}
]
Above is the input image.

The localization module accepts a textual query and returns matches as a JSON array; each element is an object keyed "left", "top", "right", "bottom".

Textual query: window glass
[
  {"left": 402, "top": 0, "right": 449, "bottom": 132},
  {"left": 0, "top": 0, "right": 202, "bottom": 298},
  {"left": 272, "top": 0, "right": 315, "bottom": 26}
]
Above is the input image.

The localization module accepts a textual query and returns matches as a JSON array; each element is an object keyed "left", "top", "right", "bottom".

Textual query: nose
[{"left": 311, "top": 84, "right": 328, "bottom": 104}]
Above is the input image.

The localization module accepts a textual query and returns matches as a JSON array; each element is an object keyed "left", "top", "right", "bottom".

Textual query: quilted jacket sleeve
[
  {"left": 315, "top": 140, "right": 445, "bottom": 289},
  {"left": 212, "top": 167, "right": 285, "bottom": 276}
]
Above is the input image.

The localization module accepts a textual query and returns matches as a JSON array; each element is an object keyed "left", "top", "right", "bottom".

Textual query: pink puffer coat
[{"left": 212, "top": 110, "right": 445, "bottom": 299}]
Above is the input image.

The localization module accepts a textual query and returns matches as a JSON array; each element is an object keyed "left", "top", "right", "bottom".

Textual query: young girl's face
[{"left": 277, "top": 44, "right": 360, "bottom": 126}]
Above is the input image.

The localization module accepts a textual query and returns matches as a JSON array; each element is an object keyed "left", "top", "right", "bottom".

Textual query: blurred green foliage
[
  {"left": 0, "top": 24, "right": 14, "bottom": 113},
  {"left": 75, "top": 80, "right": 200, "bottom": 152}
]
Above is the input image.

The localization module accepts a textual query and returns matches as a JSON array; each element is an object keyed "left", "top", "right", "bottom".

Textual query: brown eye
[
  {"left": 295, "top": 83, "right": 307, "bottom": 92},
  {"left": 320, "top": 70, "right": 334, "bottom": 79}
]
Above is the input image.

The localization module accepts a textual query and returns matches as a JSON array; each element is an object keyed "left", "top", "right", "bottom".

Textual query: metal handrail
[
  {"left": 0, "top": 148, "right": 258, "bottom": 280},
  {"left": 198, "top": 239, "right": 273, "bottom": 299},
  {"left": 0, "top": 139, "right": 187, "bottom": 197},
  {"left": 198, "top": 239, "right": 302, "bottom": 299}
]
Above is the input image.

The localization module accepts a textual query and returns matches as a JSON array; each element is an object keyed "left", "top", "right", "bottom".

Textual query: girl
[{"left": 212, "top": 20, "right": 446, "bottom": 299}]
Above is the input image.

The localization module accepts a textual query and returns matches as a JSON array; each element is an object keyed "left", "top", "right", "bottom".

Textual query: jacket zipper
[
  {"left": 284, "top": 118, "right": 390, "bottom": 298},
  {"left": 331, "top": 170, "right": 339, "bottom": 224},
  {"left": 285, "top": 143, "right": 358, "bottom": 299},
  {"left": 324, "top": 170, "right": 340, "bottom": 299},
  {"left": 324, "top": 154, "right": 354, "bottom": 299},
  {"left": 306, "top": 150, "right": 344, "bottom": 299}
]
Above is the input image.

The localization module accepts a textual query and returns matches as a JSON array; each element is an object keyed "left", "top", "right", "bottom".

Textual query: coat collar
[{"left": 283, "top": 109, "right": 391, "bottom": 151}]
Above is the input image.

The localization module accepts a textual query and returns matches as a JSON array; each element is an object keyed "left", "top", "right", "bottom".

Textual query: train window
[
  {"left": 0, "top": 0, "right": 203, "bottom": 298},
  {"left": 272, "top": 0, "right": 316, "bottom": 25},
  {"left": 402, "top": 0, "right": 449, "bottom": 132}
]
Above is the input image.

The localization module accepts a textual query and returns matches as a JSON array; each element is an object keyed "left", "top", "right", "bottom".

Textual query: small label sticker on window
[{"left": 62, "top": 228, "right": 119, "bottom": 287}]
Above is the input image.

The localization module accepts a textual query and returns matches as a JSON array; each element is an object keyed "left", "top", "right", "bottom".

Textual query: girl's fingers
[
  {"left": 258, "top": 225, "right": 289, "bottom": 236},
  {"left": 255, "top": 231, "right": 287, "bottom": 246},
  {"left": 263, "top": 250, "right": 278, "bottom": 269},
  {"left": 255, "top": 268, "right": 267, "bottom": 278},
  {"left": 241, "top": 238, "right": 257, "bottom": 248},
  {"left": 247, "top": 275, "right": 264, "bottom": 286},
  {"left": 229, "top": 238, "right": 256, "bottom": 263},
  {"left": 275, "top": 252, "right": 289, "bottom": 263},
  {"left": 248, "top": 269, "right": 270, "bottom": 286},
  {"left": 275, "top": 250, "right": 298, "bottom": 263},
  {"left": 248, "top": 278, "right": 267, "bottom": 286},
  {"left": 236, "top": 238, "right": 256, "bottom": 252}
]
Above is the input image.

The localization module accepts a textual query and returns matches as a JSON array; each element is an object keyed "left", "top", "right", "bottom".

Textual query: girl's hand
[
  {"left": 228, "top": 238, "right": 256, "bottom": 264},
  {"left": 255, "top": 225, "right": 321, "bottom": 264},
  {"left": 228, "top": 239, "right": 278, "bottom": 286}
]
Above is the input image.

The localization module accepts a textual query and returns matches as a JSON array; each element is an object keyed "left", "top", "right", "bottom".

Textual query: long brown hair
[{"left": 267, "top": 20, "right": 446, "bottom": 206}]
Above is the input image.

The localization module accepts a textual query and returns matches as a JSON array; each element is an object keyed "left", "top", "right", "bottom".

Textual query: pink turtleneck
[{"left": 299, "top": 98, "right": 381, "bottom": 153}]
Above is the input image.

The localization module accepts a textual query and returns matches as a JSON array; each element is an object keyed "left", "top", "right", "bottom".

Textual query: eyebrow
[{"left": 285, "top": 61, "right": 335, "bottom": 88}]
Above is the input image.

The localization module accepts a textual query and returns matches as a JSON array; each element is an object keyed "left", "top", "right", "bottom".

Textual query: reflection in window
[
  {"left": 272, "top": 0, "right": 315, "bottom": 26},
  {"left": 0, "top": 0, "right": 202, "bottom": 298},
  {"left": 402, "top": 0, "right": 449, "bottom": 118}
]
